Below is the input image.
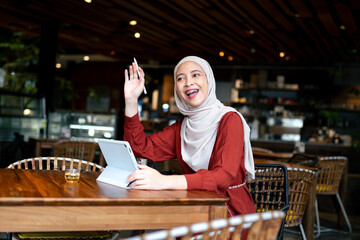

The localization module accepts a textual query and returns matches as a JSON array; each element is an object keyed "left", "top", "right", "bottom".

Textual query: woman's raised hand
[{"left": 124, "top": 62, "right": 145, "bottom": 102}]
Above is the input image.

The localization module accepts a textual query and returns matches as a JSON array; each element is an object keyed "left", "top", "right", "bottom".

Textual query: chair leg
[
  {"left": 299, "top": 224, "right": 307, "bottom": 240},
  {"left": 314, "top": 198, "right": 321, "bottom": 238},
  {"left": 335, "top": 193, "right": 352, "bottom": 233}
]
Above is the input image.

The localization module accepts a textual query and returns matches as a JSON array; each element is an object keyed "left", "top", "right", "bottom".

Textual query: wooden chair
[
  {"left": 284, "top": 167, "right": 317, "bottom": 240},
  {"left": 7, "top": 156, "right": 104, "bottom": 172},
  {"left": 314, "top": 156, "right": 352, "bottom": 237},
  {"left": 6, "top": 157, "right": 115, "bottom": 240},
  {"left": 52, "top": 139, "right": 98, "bottom": 163},
  {"left": 247, "top": 163, "right": 289, "bottom": 240},
  {"left": 123, "top": 210, "right": 285, "bottom": 240}
]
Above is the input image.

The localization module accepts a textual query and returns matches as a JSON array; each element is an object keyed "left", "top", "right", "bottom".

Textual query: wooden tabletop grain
[{"left": 0, "top": 169, "right": 228, "bottom": 206}]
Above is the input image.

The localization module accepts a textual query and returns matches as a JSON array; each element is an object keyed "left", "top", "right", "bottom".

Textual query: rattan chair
[
  {"left": 52, "top": 139, "right": 98, "bottom": 163},
  {"left": 284, "top": 167, "right": 317, "bottom": 240},
  {"left": 314, "top": 156, "right": 352, "bottom": 237},
  {"left": 247, "top": 163, "right": 289, "bottom": 240},
  {"left": 6, "top": 157, "right": 115, "bottom": 240},
  {"left": 124, "top": 210, "right": 285, "bottom": 240}
]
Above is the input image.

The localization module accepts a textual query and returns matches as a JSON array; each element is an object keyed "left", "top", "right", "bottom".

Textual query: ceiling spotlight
[
  {"left": 294, "top": 13, "right": 300, "bottom": 18},
  {"left": 279, "top": 52, "right": 285, "bottom": 58},
  {"left": 129, "top": 20, "right": 137, "bottom": 26},
  {"left": 250, "top": 48, "right": 256, "bottom": 53},
  {"left": 83, "top": 56, "right": 90, "bottom": 61},
  {"left": 248, "top": 30, "right": 255, "bottom": 35},
  {"left": 84, "top": 0, "right": 92, "bottom": 3},
  {"left": 134, "top": 32, "right": 140, "bottom": 38},
  {"left": 56, "top": 63, "right": 61, "bottom": 69},
  {"left": 219, "top": 51, "right": 225, "bottom": 57},
  {"left": 340, "top": 25, "right": 346, "bottom": 30},
  {"left": 110, "top": 50, "right": 115, "bottom": 55},
  {"left": 23, "top": 109, "right": 31, "bottom": 115},
  {"left": 228, "top": 56, "right": 233, "bottom": 61}
]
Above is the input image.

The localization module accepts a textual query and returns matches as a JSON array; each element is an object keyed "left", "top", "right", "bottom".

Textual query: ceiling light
[
  {"left": 250, "top": 48, "right": 256, "bottom": 53},
  {"left": 84, "top": 0, "right": 92, "bottom": 3},
  {"left": 110, "top": 50, "right": 115, "bottom": 56},
  {"left": 129, "top": 20, "right": 137, "bottom": 26},
  {"left": 248, "top": 30, "right": 255, "bottom": 35},
  {"left": 279, "top": 52, "right": 285, "bottom": 58},
  {"left": 340, "top": 25, "right": 346, "bottom": 30},
  {"left": 56, "top": 63, "right": 61, "bottom": 69},
  {"left": 23, "top": 109, "right": 31, "bottom": 115},
  {"left": 294, "top": 13, "right": 300, "bottom": 18},
  {"left": 134, "top": 32, "right": 140, "bottom": 38},
  {"left": 219, "top": 51, "right": 224, "bottom": 57},
  {"left": 83, "top": 56, "right": 90, "bottom": 61},
  {"left": 228, "top": 56, "right": 233, "bottom": 61}
]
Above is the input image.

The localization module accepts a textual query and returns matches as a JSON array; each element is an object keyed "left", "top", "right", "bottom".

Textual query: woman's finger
[{"left": 124, "top": 69, "right": 129, "bottom": 81}]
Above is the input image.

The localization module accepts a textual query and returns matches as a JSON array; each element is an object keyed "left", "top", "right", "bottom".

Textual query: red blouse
[{"left": 124, "top": 112, "right": 255, "bottom": 216}]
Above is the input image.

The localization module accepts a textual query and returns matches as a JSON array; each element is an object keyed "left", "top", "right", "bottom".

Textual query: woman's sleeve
[
  {"left": 124, "top": 114, "right": 177, "bottom": 161},
  {"left": 184, "top": 112, "right": 245, "bottom": 193}
]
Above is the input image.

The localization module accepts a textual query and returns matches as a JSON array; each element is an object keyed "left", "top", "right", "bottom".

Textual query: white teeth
[{"left": 186, "top": 89, "right": 199, "bottom": 95}]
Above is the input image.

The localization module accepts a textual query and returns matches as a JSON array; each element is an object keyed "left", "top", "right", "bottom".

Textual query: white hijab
[{"left": 174, "top": 56, "right": 255, "bottom": 180}]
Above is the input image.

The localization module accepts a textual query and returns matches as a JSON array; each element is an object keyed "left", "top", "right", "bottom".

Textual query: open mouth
[{"left": 185, "top": 89, "right": 199, "bottom": 98}]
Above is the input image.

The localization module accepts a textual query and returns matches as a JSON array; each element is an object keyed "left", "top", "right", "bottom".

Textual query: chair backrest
[
  {"left": 316, "top": 156, "right": 347, "bottom": 195},
  {"left": 285, "top": 167, "right": 316, "bottom": 227},
  {"left": 7, "top": 156, "right": 104, "bottom": 172},
  {"left": 52, "top": 139, "right": 97, "bottom": 163},
  {"left": 124, "top": 211, "right": 285, "bottom": 240},
  {"left": 247, "top": 163, "right": 289, "bottom": 240}
]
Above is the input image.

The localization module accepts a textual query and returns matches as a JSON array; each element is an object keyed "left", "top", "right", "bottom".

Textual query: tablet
[{"left": 96, "top": 139, "right": 139, "bottom": 189}]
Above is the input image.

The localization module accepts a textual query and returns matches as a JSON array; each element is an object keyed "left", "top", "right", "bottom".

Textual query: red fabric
[{"left": 124, "top": 112, "right": 255, "bottom": 216}]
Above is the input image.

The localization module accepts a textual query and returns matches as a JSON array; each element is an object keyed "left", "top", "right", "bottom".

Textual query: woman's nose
[{"left": 185, "top": 77, "right": 193, "bottom": 86}]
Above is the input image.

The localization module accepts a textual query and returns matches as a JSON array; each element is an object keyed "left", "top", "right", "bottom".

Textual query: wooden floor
[
  {"left": 284, "top": 212, "right": 360, "bottom": 240},
  {"left": 1, "top": 211, "right": 359, "bottom": 239}
]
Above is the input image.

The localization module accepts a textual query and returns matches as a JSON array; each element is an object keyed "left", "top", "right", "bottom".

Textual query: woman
[{"left": 124, "top": 56, "right": 255, "bottom": 217}]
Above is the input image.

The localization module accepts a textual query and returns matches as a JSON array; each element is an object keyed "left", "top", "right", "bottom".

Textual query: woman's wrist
[
  {"left": 163, "top": 175, "right": 187, "bottom": 189},
  {"left": 125, "top": 100, "right": 138, "bottom": 117}
]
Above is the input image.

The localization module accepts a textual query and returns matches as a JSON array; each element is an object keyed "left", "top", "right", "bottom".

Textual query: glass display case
[{"left": 48, "top": 111, "right": 116, "bottom": 140}]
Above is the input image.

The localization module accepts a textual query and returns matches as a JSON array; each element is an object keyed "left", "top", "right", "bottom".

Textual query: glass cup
[{"left": 65, "top": 168, "right": 81, "bottom": 183}]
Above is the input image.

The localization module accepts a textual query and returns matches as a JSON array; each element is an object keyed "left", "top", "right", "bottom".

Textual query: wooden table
[
  {"left": 255, "top": 158, "right": 317, "bottom": 240},
  {"left": 0, "top": 169, "right": 228, "bottom": 232},
  {"left": 28, "top": 137, "right": 60, "bottom": 156},
  {"left": 252, "top": 151, "right": 294, "bottom": 161}
]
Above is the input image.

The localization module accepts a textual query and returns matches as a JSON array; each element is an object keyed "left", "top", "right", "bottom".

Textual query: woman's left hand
[{"left": 127, "top": 164, "right": 167, "bottom": 190}]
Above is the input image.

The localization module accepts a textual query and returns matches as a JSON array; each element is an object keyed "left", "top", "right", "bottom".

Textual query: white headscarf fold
[{"left": 174, "top": 56, "right": 255, "bottom": 180}]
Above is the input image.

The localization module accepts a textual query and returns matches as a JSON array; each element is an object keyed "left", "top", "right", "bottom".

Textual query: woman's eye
[
  {"left": 193, "top": 73, "right": 200, "bottom": 77},
  {"left": 177, "top": 77, "right": 184, "bottom": 81}
]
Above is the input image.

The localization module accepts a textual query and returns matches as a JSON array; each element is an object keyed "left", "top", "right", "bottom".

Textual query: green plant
[{"left": 0, "top": 29, "right": 40, "bottom": 93}]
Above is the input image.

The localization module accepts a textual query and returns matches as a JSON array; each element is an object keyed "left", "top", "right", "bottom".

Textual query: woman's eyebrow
[
  {"left": 176, "top": 73, "right": 185, "bottom": 78},
  {"left": 176, "top": 69, "right": 202, "bottom": 78}
]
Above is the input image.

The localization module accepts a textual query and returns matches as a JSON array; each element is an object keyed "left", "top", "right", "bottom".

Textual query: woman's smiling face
[{"left": 175, "top": 61, "right": 208, "bottom": 108}]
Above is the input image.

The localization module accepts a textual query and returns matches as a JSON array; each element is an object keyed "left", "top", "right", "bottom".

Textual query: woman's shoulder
[
  {"left": 218, "top": 111, "right": 244, "bottom": 130},
  {"left": 220, "top": 111, "right": 243, "bottom": 123}
]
